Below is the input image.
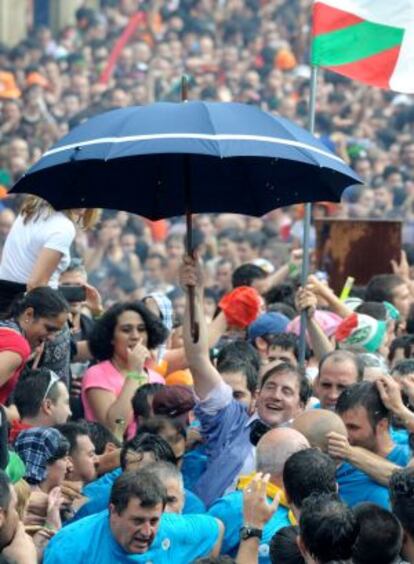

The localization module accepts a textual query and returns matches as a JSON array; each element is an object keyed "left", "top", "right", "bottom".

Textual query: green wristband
[
  {"left": 288, "top": 262, "right": 299, "bottom": 277},
  {"left": 126, "top": 371, "right": 148, "bottom": 385}
]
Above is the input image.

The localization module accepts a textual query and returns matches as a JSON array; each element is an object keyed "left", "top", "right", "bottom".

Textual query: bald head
[
  {"left": 292, "top": 410, "right": 347, "bottom": 453},
  {"left": 256, "top": 427, "right": 309, "bottom": 479}
]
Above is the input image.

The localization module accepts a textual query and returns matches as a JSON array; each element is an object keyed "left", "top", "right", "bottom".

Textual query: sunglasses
[{"left": 42, "top": 371, "right": 60, "bottom": 402}]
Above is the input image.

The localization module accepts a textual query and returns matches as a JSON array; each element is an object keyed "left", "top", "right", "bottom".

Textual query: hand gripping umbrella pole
[{"left": 298, "top": 66, "right": 319, "bottom": 368}]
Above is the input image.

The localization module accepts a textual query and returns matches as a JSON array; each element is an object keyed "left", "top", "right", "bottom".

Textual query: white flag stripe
[
  {"left": 391, "top": 31, "right": 414, "bottom": 93},
  {"left": 314, "top": 0, "right": 414, "bottom": 28},
  {"left": 43, "top": 133, "right": 345, "bottom": 165}
]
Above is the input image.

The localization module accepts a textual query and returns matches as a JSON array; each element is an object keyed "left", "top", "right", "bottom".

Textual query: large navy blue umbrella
[
  {"left": 11, "top": 100, "right": 360, "bottom": 341},
  {"left": 11, "top": 101, "right": 360, "bottom": 219}
]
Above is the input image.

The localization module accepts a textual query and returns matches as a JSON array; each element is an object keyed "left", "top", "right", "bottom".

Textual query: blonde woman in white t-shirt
[
  {"left": 0, "top": 196, "right": 101, "bottom": 386},
  {"left": 0, "top": 196, "right": 100, "bottom": 313}
]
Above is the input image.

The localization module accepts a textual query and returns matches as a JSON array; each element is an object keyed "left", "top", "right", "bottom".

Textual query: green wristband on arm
[{"left": 126, "top": 371, "right": 148, "bottom": 385}]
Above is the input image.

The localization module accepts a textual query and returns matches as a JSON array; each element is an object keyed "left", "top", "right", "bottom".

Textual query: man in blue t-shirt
[
  {"left": 326, "top": 379, "right": 412, "bottom": 507},
  {"left": 293, "top": 408, "right": 402, "bottom": 509},
  {"left": 45, "top": 469, "right": 223, "bottom": 563},
  {"left": 334, "top": 380, "right": 411, "bottom": 464}
]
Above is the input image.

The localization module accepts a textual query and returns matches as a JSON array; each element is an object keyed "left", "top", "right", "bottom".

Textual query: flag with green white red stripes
[{"left": 311, "top": 0, "right": 414, "bottom": 93}]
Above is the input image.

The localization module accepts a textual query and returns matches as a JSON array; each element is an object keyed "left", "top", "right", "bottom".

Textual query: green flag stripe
[{"left": 312, "top": 20, "right": 404, "bottom": 67}]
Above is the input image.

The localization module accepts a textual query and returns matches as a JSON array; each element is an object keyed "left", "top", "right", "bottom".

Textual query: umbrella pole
[
  {"left": 299, "top": 66, "right": 318, "bottom": 368},
  {"left": 181, "top": 75, "right": 199, "bottom": 343}
]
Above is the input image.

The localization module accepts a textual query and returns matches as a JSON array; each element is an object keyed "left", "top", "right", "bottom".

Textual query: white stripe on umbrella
[{"left": 43, "top": 133, "right": 345, "bottom": 164}]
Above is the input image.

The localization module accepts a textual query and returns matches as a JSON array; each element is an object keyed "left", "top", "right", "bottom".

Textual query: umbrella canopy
[{"left": 10, "top": 101, "right": 360, "bottom": 219}]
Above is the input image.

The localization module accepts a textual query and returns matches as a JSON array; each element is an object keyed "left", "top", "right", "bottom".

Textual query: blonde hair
[
  {"left": 14, "top": 478, "right": 31, "bottom": 520},
  {"left": 20, "top": 196, "right": 101, "bottom": 230}
]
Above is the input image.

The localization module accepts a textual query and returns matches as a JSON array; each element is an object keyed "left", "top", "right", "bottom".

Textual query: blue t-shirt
[
  {"left": 337, "top": 444, "right": 411, "bottom": 509},
  {"left": 390, "top": 426, "right": 410, "bottom": 448},
  {"left": 337, "top": 462, "right": 391, "bottom": 508},
  {"left": 181, "top": 447, "right": 208, "bottom": 492},
  {"left": 208, "top": 490, "right": 290, "bottom": 563},
  {"left": 75, "top": 468, "right": 205, "bottom": 522},
  {"left": 45, "top": 510, "right": 219, "bottom": 564},
  {"left": 388, "top": 443, "right": 411, "bottom": 466}
]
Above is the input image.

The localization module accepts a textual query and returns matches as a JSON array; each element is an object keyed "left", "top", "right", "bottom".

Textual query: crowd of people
[{"left": 0, "top": 0, "right": 413, "bottom": 563}]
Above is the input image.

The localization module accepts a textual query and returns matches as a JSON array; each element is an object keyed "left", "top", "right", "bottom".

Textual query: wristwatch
[{"left": 240, "top": 526, "right": 263, "bottom": 541}]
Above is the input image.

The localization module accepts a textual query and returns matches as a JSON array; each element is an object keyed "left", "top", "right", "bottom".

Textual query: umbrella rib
[
  {"left": 200, "top": 102, "right": 222, "bottom": 157},
  {"left": 269, "top": 115, "right": 322, "bottom": 167}
]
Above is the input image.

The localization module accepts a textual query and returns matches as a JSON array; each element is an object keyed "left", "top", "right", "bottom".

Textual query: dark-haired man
[
  {"left": 44, "top": 470, "right": 223, "bottom": 563},
  {"left": 282, "top": 448, "right": 337, "bottom": 521},
  {"left": 216, "top": 353, "right": 258, "bottom": 413},
  {"left": 335, "top": 381, "right": 410, "bottom": 465},
  {"left": 55, "top": 422, "right": 98, "bottom": 485},
  {"left": 269, "top": 448, "right": 337, "bottom": 564},
  {"left": 352, "top": 503, "right": 403, "bottom": 564},
  {"left": 366, "top": 273, "right": 411, "bottom": 320},
  {"left": 11, "top": 368, "right": 71, "bottom": 442},
  {"left": 181, "top": 257, "right": 310, "bottom": 506},
  {"left": 298, "top": 493, "right": 358, "bottom": 563}
]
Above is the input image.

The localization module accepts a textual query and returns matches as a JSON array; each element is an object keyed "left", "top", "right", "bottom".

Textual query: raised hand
[
  {"left": 295, "top": 287, "right": 317, "bottom": 319},
  {"left": 126, "top": 337, "right": 150, "bottom": 373},
  {"left": 376, "top": 375, "right": 406, "bottom": 416},
  {"left": 243, "top": 473, "right": 280, "bottom": 530},
  {"left": 327, "top": 431, "right": 351, "bottom": 461},
  {"left": 179, "top": 255, "right": 204, "bottom": 292}
]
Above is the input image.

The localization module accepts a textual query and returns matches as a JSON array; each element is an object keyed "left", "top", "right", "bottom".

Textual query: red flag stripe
[
  {"left": 326, "top": 45, "right": 401, "bottom": 89},
  {"left": 312, "top": 2, "right": 364, "bottom": 36}
]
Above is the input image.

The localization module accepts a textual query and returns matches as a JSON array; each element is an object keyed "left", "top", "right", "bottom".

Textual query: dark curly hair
[{"left": 89, "top": 301, "right": 168, "bottom": 361}]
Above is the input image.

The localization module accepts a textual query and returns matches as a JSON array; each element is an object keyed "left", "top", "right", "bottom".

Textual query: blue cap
[{"left": 247, "top": 312, "right": 289, "bottom": 342}]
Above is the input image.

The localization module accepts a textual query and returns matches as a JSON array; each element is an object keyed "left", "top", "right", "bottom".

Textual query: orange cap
[
  {"left": 165, "top": 370, "right": 194, "bottom": 387},
  {"left": 0, "top": 72, "right": 21, "bottom": 99},
  {"left": 26, "top": 72, "right": 49, "bottom": 89},
  {"left": 275, "top": 49, "right": 297, "bottom": 71}
]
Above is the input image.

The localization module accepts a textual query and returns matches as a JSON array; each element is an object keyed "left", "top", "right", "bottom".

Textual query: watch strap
[{"left": 240, "top": 526, "right": 263, "bottom": 541}]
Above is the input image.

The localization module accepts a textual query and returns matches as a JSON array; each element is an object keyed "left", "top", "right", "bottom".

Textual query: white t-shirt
[{"left": 0, "top": 212, "right": 76, "bottom": 288}]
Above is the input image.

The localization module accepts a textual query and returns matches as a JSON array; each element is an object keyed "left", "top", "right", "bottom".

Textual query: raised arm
[
  {"left": 327, "top": 431, "right": 400, "bottom": 486},
  {"left": 295, "top": 287, "right": 334, "bottom": 361},
  {"left": 306, "top": 275, "right": 353, "bottom": 319},
  {"left": 259, "top": 249, "right": 303, "bottom": 295},
  {"left": 181, "top": 256, "right": 223, "bottom": 400},
  {"left": 162, "top": 310, "right": 227, "bottom": 373}
]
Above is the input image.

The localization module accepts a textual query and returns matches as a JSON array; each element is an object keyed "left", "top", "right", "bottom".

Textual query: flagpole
[{"left": 299, "top": 65, "right": 319, "bottom": 368}]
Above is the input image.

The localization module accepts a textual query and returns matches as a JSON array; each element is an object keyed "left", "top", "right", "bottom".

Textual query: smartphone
[{"left": 59, "top": 285, "right": 86, "bottom": 303}]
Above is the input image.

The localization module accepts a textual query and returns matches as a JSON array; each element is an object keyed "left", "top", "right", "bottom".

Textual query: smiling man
[
  {"left": 181, "top": 256, "right": 310, "bottom": 506},
  {"left": 44, "top": 470, "right": 223, "bottom": 563}
]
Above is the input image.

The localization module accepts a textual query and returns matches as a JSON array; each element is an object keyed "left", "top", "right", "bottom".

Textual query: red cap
[{"left": 219, "top": 286, "right": 261, "bottom": 328}]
